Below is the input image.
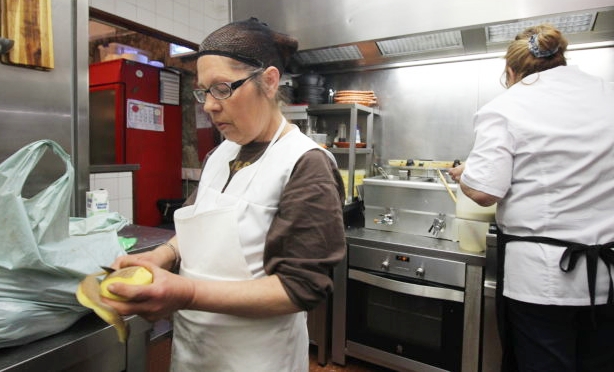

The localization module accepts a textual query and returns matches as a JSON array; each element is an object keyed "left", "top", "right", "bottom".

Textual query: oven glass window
[
  {"left": 347, "top": 273, "right": 464, "bottom": 371},
  {"left": 367, "top": 285, "right": 444, "bottom": 349}
]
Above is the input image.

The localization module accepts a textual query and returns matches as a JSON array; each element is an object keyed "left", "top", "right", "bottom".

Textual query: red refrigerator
[{"left": 89, "top": 59, "right": 183, "bottom": 227}]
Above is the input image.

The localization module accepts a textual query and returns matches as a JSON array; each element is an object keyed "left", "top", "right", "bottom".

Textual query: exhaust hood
[{"left": 232, "top": 0, "right": 614, "bottom": 72}]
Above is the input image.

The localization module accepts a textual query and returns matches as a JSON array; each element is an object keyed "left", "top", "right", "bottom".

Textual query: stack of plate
[{"left": 333, "top": 90, "right": 378, "bottom": 106}]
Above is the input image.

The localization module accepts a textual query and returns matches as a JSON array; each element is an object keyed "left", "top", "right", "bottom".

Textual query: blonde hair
[{"left": 504, "top": 23, "right": 568, "bottom": 86}]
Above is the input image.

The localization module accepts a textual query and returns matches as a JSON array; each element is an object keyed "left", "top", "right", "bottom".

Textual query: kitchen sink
[{"left": 362, "top": 176, "right": 459, "bottom": 241}]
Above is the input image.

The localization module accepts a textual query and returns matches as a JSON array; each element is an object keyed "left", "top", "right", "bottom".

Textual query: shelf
[
  {"left": 329, "top": 148, "right": 373, "bottom": 155},
  {"left": 307, "top": 103, "right": 380, "bottom": 116},
  {"left": 281, "top": 104, "right": 309, "bottom": 121},
  {"left": 303, "top": 103, "right": 380, "bottom": 205}
]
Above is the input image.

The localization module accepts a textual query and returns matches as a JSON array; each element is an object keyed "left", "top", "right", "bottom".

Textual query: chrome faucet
[
  {"left": 374, "top": 207, "right": 396, "bottom": 225},
  {"left": 428, "top": 213, "right": 446, "bottom": 236}
]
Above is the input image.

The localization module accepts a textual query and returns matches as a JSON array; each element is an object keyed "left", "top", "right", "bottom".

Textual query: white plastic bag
[{"left": 0, "top": 140, "right": 127, "bottom": 348}]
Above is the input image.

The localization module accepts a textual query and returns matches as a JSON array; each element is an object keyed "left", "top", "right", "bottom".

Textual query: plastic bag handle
[
  {"left": 0, "top": 140, "right": 74, "bottom": 244},
  {"left": 0, "top": 139, "right": 73, "bottom": 195}
]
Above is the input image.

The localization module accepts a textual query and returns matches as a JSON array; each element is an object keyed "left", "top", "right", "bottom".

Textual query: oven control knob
[
  {"left": 381, "top": 259, "right": 390, "bottom": 271},
  {"left": 415, "top": 267, "right": 425, "bottom": 278}
]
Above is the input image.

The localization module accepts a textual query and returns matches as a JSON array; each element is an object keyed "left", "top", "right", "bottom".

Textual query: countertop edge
[
  {"left": 90, "top": 164, "right": 140, "bottom": 173},
  {"left": 345, "top": 227, "right": 487, "bottom": 266}
]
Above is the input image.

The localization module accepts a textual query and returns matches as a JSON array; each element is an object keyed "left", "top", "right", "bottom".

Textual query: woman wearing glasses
[{"left": 105, "top": 18, "right": 346, "bottom": 371}]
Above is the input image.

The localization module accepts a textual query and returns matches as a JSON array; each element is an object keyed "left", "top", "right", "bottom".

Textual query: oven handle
[{"left": 348, "top": 268, "right": 465, "bottom": 303}]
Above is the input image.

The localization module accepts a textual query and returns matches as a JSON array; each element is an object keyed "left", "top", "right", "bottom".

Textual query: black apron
[{"left": 496, "top": 230, "right": 614, "bottom": 372}]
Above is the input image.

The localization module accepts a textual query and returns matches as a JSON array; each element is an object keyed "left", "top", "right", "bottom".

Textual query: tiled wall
[
  {"left": 88, "top": 0, "right": 230, "bottom": 44},
  {"left": 90, "top": 172, "right": 134, "bottom": 222}
]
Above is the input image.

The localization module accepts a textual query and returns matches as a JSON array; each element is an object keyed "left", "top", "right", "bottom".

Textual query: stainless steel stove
[{"left": 332, "top": 175, "right": 485, "bottom": 372}]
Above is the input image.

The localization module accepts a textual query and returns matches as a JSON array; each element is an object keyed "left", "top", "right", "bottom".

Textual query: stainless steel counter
[
  {"left": 0, "top": 225, "right": 174, "bottom": 372},
  {"left": 344, "top": 227, "right": 486, "bottom": 266}
]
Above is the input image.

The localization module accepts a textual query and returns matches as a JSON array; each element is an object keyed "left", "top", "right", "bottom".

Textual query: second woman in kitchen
[{"left": 449, "top": 23, "right": 614, "bottom": 372}]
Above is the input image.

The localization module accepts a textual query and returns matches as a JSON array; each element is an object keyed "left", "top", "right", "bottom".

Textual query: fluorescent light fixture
[
  {"left": 487, "top": 12, "right": 596, "bottom": 43},
  {"left": 377, "top": 30, "right": 463, "bottom": 56},
  {"left": 170, "top": 43, "right": 195, "bottom": 57},
  {"left": 295, "top": 45, "right": 363, "bottom": 65}
]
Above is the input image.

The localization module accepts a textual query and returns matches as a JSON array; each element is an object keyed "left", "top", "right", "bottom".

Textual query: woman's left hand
[
  {"left": 448, "top": 163, "right": 465, "bottom": 183},
  {"left": 101, "top": 262, "right": 195, "bottom": 322}
]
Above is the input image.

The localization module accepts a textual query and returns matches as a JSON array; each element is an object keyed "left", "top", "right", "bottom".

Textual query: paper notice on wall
[{"left": 127, "top": 99, "right": 164, "bottom": 131}]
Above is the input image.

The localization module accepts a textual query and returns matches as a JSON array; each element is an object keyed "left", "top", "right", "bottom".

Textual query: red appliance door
[
  {"left": 122, "top": 62, "right": 182, "bottom": 226},
  {"left": 89, "top": 83, "right": 126, "bottom": 164}
]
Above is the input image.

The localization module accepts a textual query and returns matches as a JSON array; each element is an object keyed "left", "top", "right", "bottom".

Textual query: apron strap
[
  {"left": 495, "top": 229, "right": 517, "bottom": 372},
  {"left": 496, "top": 229, "right": 614, "bottom": 371}
]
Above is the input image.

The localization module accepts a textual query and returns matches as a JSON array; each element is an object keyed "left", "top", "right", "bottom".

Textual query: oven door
[{"left": 346, "top": 268, "right": 464, "bottom": 372}]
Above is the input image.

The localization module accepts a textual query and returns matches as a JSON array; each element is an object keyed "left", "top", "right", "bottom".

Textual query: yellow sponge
[{"left": 100, "top": 266, "right": 153, "bottom": 301}]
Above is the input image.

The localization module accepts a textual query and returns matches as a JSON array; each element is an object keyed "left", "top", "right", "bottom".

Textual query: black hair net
[{"left": 196, "top": 17, "right": 298, "bottom": 74}]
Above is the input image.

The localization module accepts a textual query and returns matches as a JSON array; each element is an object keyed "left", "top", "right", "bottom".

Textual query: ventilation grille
[
  {"left": 487, "top": 12, "right": 596, "bottom": 43},
  {"left": 377, "top": 30, "right": 463, "bottom": 56},
  {"left": 294, "top": 45, "right": 363, "bottom": 65}
]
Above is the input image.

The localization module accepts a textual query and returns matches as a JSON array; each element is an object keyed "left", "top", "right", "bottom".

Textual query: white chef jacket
[{"left": 462, "top": 65, "right": 614, "bottom": 306}]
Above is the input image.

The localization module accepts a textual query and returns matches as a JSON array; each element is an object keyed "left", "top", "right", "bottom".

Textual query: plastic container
[
  {"left": 339, "top": 169, "right": 365, "bottom": 197},
  {"left": 457, "top": 219, "right": 489, "bottom": 252},
  {"left": 456, "top": 188, "right": 496, "bottom": 222},
  {"left": 308, "top": 133, "right": 327, "bottom": 147},
  {"left": 98, "top": 42, "right": 151, "bottom": 63}
]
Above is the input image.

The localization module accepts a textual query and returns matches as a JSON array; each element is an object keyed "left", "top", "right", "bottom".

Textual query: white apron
[{"left": 171, "top": 119, "right": 319, "bottom": 372}]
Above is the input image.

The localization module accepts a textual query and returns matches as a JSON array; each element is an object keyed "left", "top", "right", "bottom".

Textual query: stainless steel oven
[{"left": 335, "top": 242, "right": 469, "bottom": 372}]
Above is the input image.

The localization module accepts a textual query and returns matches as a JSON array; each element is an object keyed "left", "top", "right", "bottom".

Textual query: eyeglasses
[{"left": 192, "top": 71, "right": 262, "bottom": 104}]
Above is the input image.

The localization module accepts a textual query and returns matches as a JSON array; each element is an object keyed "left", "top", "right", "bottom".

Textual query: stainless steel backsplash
[{"left": 325, "top": 47, "right": 614, "bottom": 164}]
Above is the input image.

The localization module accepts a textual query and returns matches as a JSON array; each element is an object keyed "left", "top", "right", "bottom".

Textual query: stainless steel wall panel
[
  {"left": 326, "top": 47, "right": 613, "bottom": 163},
  {"left": 0, "top": 0, "right": 89, "bottom": 215},
  {"left": 233, "top": 0, "right": 614, "bottom": 50}
]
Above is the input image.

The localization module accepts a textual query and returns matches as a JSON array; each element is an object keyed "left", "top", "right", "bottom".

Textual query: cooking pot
[{"left": 298, "top": 72, "right": 324, "bottom": 87}]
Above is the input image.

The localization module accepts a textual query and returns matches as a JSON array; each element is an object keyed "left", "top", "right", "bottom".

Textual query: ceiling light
[
  {"left": 487, "top": 12, "right": 596, "bottom": 43},
  {"left": 294, "top": 45, "right": 363, "bottom": 65},
  {"left": 377, "top": 30, "right": 463, "bottom": 56}
]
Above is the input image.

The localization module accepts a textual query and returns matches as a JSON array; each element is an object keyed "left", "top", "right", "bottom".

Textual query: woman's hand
[
  {"left": 448, "top": 163, "right": 465, "bottom": 183},
  {"left": 101, "top": 262, "right": 195, "bottom": 322}
]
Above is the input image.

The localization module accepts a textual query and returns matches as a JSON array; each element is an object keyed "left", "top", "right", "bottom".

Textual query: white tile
[
  {"left": 174, "top": 3, "right": 190, "bottom": 26},
  {"left": 117, "top": 2, "right": 137, "bottom": 20},
  {"left": 118, "top": 173, "right": 133, "bottom": 199},
  {"left": 208, "top": 0, "right": 229, "bottom": 19},
  {"left": 189, "top": 10, "right": 206, "bottom": 32},
  {"left": 94, "top": 178, "right": 119, "bottom": 200},
  {"left": 156, "top": 15, "right": 174, "bottom": 35},
  {"left": 91, "top": 0, "right": 116, "bottom": 13},
  {"left": 174, "top": 22, "right": 190, "bottom": 41},
  {"left": 122, "top": 0, "right": 137, "bottom": 4},
  {"left": 189, "top": 0, "right": 205, "bottom": 12},
  {"left": 155, "top": 0, "right": 173, "bottom": 16},
  {"left": 96, "top": 172, "right": 117, "bottom": 179},
  {"left": 137, "top": 0, "right": 156, "bottom": 11},
  {"left": 174, "top": 0, "right": 189, "bottom": 6},
  {"left": 190, "top": 28, "right": 206, "bottom": 44},
  {"left": 118, "top": 198, "right": 134, "bottom": 222},
  {"left": 136, "top": 7, "right": 156, "bottom": 27}
]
